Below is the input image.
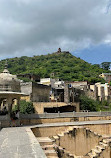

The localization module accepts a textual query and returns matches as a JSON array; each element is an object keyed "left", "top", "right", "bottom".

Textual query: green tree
[
  {"left": 80, "top": 95, "right": 100, "bottom": 111},
  {"left": 13, "top": 100, "right": 35, "bottom": 114},
  {"left": 101, "top": 62, "right": 110, "bottom": 70}
]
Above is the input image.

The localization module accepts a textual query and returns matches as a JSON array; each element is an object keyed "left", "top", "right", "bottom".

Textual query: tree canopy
[{"left": 100, "top": 62, "right": 111, "bottom": 70}]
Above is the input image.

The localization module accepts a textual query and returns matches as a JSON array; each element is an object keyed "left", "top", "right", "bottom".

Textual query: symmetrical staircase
[
  {"left": 87, "top": 136, "right": 111, "bottom": 158},
  {"left": 51, "top": 126, "right": 111, "bottom": 158},
  {"left": 37, "top": 137, "right": 59, "bottom": 158},
  {"left": 37, "top": 127, "right": 111, "bottom": 158}
]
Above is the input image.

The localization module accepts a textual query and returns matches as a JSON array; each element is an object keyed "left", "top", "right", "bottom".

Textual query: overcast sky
[{"left": 0, "top": 0, "right": 111, "bottom": 63}]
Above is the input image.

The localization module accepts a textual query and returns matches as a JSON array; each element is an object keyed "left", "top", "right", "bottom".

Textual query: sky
[{"left": 0, "top": 0, "right": 111, "bottom": 64}]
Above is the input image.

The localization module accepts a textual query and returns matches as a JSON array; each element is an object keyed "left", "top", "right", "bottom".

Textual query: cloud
[{"left": 0, "top": 0, "right": 111, "bottom": 59}]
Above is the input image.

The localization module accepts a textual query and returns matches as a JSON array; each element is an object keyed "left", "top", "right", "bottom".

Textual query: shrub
[
  {"left": 80, "top": 95, "right": 100, "bottom": 111},
  {"left": 13, "top": 100, "right": 35, "bottom": 114}
]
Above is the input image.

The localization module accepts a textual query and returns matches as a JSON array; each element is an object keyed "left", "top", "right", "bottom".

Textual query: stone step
[
  {"left": 53, "top": 136, "right": 59, "bottom": 140},
  {"left": 37, "top": 137, "right": 54, "bottom": 142},
  {"left": 103, "top": 139, "right": 111, "bottom": 144},
  {"left": 91, "top": 148, "right": 100, "bottom": 154},
  {"left": 37, "top": 137, "right": 54, "bottom": 145},
  {"left": 40, "top": 141, "right": 53, "bottom": 146},
  {"left": 88, "top": 152, "right": 97, "bottom": 158},
  {"left": 44, "top": 150, "right": 58, "bottom": 156},
  {"left": 42, "top": 144, "right": 54, "bottom": 150},
  {"left": 47, "top": 156, "right": 58, "bottom": 158},
  {"left": 68, "top": 127, "right": 74, "bottom": 131},
  {"left": 99, "top": 142, "right": 108, "bottom": 148},
  {"left": 58, "top": 133, "right": 64, "bottom": 137},
  {"left": 96, "top": 145, "right": 104, "bottom": 151},
  {"left": 102, "top": 135, "right": 111, "bottom": 139},
  {"left": 47, "top": 156, "right": 59, "bottom": 158}
]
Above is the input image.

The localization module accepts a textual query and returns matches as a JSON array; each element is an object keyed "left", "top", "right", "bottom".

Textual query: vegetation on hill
[{"left": 0, "top": 52, "right": 110, "bottom": 83}]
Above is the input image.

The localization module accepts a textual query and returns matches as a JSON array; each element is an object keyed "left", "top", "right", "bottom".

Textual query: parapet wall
[{"left": 1, "top": 112, "right": 111, "bottom": 128}]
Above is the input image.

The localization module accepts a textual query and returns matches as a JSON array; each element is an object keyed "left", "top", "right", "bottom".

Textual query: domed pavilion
[{"left": 0, "top": 63, "right": 24, "bottom": 117}]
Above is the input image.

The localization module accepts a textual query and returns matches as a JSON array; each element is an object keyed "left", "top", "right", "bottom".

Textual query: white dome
[{"left": 0, "top": 68, "right": 21, "bottom": 92}]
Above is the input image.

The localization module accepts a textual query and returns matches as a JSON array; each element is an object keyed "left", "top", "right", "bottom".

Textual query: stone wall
[
  {"left": 66, "top": 81, "right": 88, "bottom": 88},
  {"left": 32, "top": 82, "right": 51, "bottom": 102},
  {"left": 20, "top": 82, "right": 51, "bottom": 103},
  {"left": 21, "top": 95, "right": 30, "bottom": 102},
  {"left": 84, "top": 85, "right": 98, "bottom": 101},
  {"left": 64, "top": 84, "right": 69, "bottom": 103},
  {"left": 86, "top": 124, "right": 111, "bottom": 135},
  {"left": 53, "top": 127, "right": 102, "bottom": 156},
  {"left": 97, "top": 146, "right": 111, "bottom": 158},
  {"left": 20, "top": 115, "right": 111, "bottom": 127},
  {"left": 33, "top": 102, "right": 69, "bottom": 113},
  {"left": 31, "top": 126, "right": 69, "bottom": 137},
  {"left": 20, "top": 82, "right": 32, "bottom": 95},
  {"left": 1, "top": 113, "right": 111, "bottom": 128}
]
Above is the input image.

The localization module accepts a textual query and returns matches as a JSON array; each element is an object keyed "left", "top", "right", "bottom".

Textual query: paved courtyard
[{"left": 0, "top": 127, "right": 46, "bottom": 158}]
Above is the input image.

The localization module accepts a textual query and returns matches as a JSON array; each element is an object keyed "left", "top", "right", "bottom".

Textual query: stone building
[
  {"left": 66, "top": 81, "right": 111, "bottom": 102},
  {"left": 17, "top": 73, "right": 40, "bottom": 82},
  {"left": 20, "top": 82, "right": 51, "bottom": 102},
  {"left": 39, "top": 78, "right": 52, "bottom": 86},
  {"left": 0, "top": 65, "right": 24, "bottom": 117},
  {"left": 66, "top": 81, "right": 88, "bottom": 90},
  {"left": 90, "top": 83, "right": 110, "bottom": 101},
  {"left": 50, "top": 79, "right": 64, "bottom": 102},
  {"left": 64, "top": 83, "right": 80, "bottom": 112},
  {"left": 39, "top": 78, "right": 65, "bottom": 102},
  {"left": 20, "top": 80, "right": 80, "bottom": 113},
  {"left": 99, "top": 73, "right": 111, "bottom": 83}
]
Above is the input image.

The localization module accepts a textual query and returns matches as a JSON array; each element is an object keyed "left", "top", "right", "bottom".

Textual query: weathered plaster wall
[
  {"left": 21, "top": 95, "right": 30, "bottom": 102},
  {"left": 20, "top": 115, "right": 111, "bottom": 126},
  {"left": 20, "top": 82, "right": 51, "bottom": 103},
  {"left": 32, "top": 82, "right": 51, "bottom": 102},
  {"left": 97, "top": 146, "right": 111, "bottom": 158},
  {"left": 20, "top": 82, "right": 32, "bottom": 95},
  {"left": 1, "top": 115, "right": 111, "bottom": 128},
  {"left": 33, "top": 102, "right": 79, "bottom": 113},
  {"left": 31, "top": 126, "right": 69, "bottom": 137},
  {"left": 54, "top": 127, "right": 102, "bottom": 156},
  {"left": 86, "top": 124, "right": 111, "bottom": 135}
]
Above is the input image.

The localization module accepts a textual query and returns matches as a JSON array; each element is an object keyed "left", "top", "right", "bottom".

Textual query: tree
[
  {"left": 101, "top": 62, "right": 110, "bottom": 70},
  {"left": 80, "top": 95, "right": 100, "bottom": 111},
  {"left": 13, "top": 100, "right": 35, "bottom": 114}
]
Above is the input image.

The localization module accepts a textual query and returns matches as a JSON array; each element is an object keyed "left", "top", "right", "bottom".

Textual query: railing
[
  {"left": 1, "top": 111, "right": 111, "bottom": 121},
  {"left": 19, "top": 111, "right": 111, "bottom": 119}
]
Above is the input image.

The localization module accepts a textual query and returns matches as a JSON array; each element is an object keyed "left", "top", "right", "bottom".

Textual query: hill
[{"left": 0, "top": 51, "right": 110, "bottom": 83}]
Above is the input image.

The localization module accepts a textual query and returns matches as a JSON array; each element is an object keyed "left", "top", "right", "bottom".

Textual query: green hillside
[{"left": 0, "top": 52, "right": 110, "bottom": 83}]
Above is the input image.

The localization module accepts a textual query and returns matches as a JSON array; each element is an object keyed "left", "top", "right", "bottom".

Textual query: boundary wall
[{"left": 1, "top": 112, "right": 111, "bottom": 128}]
